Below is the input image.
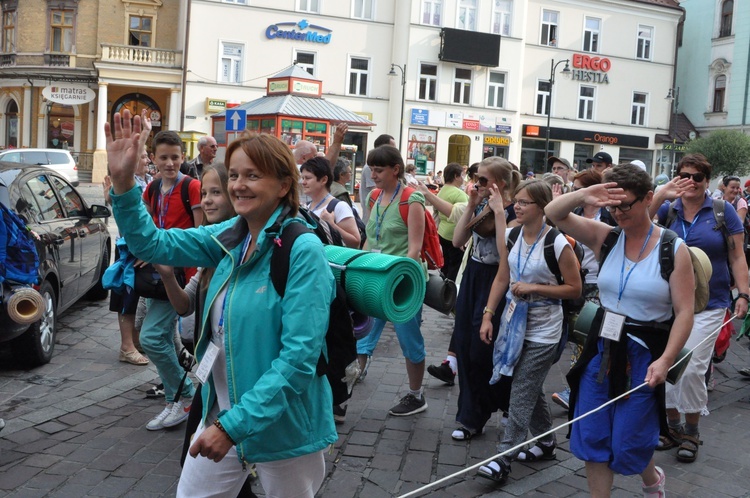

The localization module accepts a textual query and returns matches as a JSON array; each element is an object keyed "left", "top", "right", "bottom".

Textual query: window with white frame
[
  {"left": 348, "top": 57, "right": 369, "bottom": 96},
  {"left": 637, "top": 25, "right": 653, "bottom": 60},
  {"left": 295, "top": 51, "right": 316, "bottom": 76},
  {"left": 487, "top": 71, "right": 506, "bottom": 108},
  {"left": 458, "top": 0, "right": 477, "bottom": 31},
  {"left": 719, "top": 0, "right": 733, "bottom": 37},
  {"left": 418, "top": 63, "right": 437, "bottom": 101},
  {"left": 713, "top": 75, "right": 726, "bottom": 112},
  {"left": 578, "top": 86, "right": 595, "bottom": 120},
  {"left": 421, "top": 0, "right": 442, "bottom": 26},
  {"left": 583, "top": 17, "right": 600, "bottom": 53},
  {"left": 631, "top": 92, "right": 647, "bottom": 126},
  {"left": 353, "top": 0, "right": 374, "bottom": 20},
  {"left": 453, "top": 68, "right": 472, "bottom": 105},
  {"left": 536, "top": 80, "right": 551, "bottom": 115},
  {"left": 491, "top": 0, "right": 512, "bottom": 36},
  {"left": 541, "top": 10, "right": 558, "bottom": 47},
  {"left": 219, "top": 42, "right": 243, "bottom": 84},
  {"left": 298, "top": 0, "right": 320, "bottom": 13}
]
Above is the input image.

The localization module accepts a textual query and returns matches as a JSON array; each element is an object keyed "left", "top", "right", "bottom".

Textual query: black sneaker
[
  {"left": 333, "top": 404, "right": 347, "bottom": 425},
  {"left": 389, "top": 394, "right": 427, "bottom": 416},
  {"left": 146, "top": 383, "right": 165, "bottom": 398},
  {"left": 427, "top": 361, "right": 456, "bottom": 386}
]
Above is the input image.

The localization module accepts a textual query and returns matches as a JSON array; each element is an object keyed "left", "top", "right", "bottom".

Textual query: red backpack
[{"left": 369, "top": 186, "right": 444, "bottom": 270}]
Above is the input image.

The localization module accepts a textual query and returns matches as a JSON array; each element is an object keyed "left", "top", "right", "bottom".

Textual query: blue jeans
[
  {"left": 141, "top": 299, "right": 194, "bottom": 402},
  {"left": 356, "top": 307, "right": 425, "bottom": 364}
]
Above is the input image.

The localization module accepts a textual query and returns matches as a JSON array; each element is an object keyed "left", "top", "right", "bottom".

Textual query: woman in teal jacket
[{"left": 106, "top": 110, "right": 337, "bottom": 497}]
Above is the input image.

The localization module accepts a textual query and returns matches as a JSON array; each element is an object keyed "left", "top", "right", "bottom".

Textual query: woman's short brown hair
[
  {"left": 225, "top": 132, "right": 299, "bottom": 215},
  {"left": 677, "top": 153, "right": 713, "bottom": 181},
  {"left": 573, "top": 169, "right": 603, "bottom": 189},
  {"left": 514, "top": 179, "right": 553, "bottom": 209}
]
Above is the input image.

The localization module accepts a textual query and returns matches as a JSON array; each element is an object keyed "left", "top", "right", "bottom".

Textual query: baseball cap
[
  {"left": 526, "top": 171, "right": 535, "bottom": 178},
  {"left": 586, "top": 152, "right": 613, "bottom": 165},
  {"left": 744, "top": 179, "right": 750, "bottom": 189},
  {"left": 547, "top": 156, "right": 571, "bottom": 170}
]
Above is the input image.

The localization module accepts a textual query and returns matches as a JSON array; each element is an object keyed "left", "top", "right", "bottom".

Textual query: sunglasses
[
  {"left": 606, "top": 196, "right": 644, "bottom": 213},
  {"left": 477, "top": 176, "right": 489, "bottom": 186},
  {"left": 677, "top": 171, "right": 706, "bottom": 183}
]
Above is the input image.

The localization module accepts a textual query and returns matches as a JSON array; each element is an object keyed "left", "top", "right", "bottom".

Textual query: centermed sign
[{"left": 265, "top": 19, "right": 332, "bottom": 44}]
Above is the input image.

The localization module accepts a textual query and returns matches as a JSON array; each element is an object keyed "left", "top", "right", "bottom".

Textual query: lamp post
[
  {"left": 388, "top": 63, "right": 406, "bottom": 150},
  {"left": 665, "top": 87, "right": 680, "bottom": 177},
  {"left": 544, "top": 58, "right": 571, "bottom": 172}
]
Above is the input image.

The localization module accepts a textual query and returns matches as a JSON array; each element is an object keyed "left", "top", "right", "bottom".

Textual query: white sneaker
[
  {"left": 146, "top": 403, "right": 173, "bottom": 431},
  {"left": 643, "top": 466, "right": 666, "bottom": 498},
  {"left": 162, "top": 398, "right": 191, "bottom": 428}
]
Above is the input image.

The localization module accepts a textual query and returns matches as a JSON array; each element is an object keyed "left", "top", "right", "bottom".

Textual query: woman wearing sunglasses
[
  {"left": 545, "top": 163, "right": 694, "bottom": 497},
  {"left": 648, "top": 154, "right": 749, "bottom": 464}
]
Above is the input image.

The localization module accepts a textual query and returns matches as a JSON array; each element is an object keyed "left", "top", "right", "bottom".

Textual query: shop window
[
  {"left": 219, "top": 42, "right": 243, "bottom": 84},
  {"left": 458, "top": 0, "right": 477, "bottom": 31},
  {"left": 536, "top": 80, "right": 551, "bottom": 116},
  {"left": 520, "top": 138, "right": 549, "bottom": 174},
  {"left": 5, "top": 99, "right": 17, "bottom": 147},
  {"left": 492, "top": 0, "right": 512, "bottom": 36},
  {"left": 407, "top": 129, "right": 437, "bottom": 174},
  {"left": 637, "top": 25, "right": 652, "bottom": 61},
  {"left": 281, "top": 119, "right": 304, "bottom": 146},
  {"left": 453, "top": 68, "right": 472, "bottom": 105},
  {"left": 50, "top": 9, "right": 74, "bottom": 53},
  {"left": 583, "top": 17, "right": 600, "bottom": 53},
  {"left": 2, "top": 8, "right": 15, "bottom": 53},
  {"left": 631, "top": 92, "right": 647, "bottom": 126},
  {"left": 578, "top": 85, "right": 595, "bottom": 121},
  {"left": 541, "top": 10, "right": 558, "bottom": 47},
  {"left": 421, "top": 0, "right": 442, "bottom": 26},
  {"left": 719, "top": 0, "right": 733, "bottom": 38},
  {"left": 348, "top": 57, "right": 369, "bottom": 96},
  {"left": 573, "top": 144, "right": 594, "bottom": 170},
  {"left": 619, "top": 148, "right": 652, "bottom": 173},
  {"left": 353, "top": 0, "right": 374, "bottom": 20},
  {"left": 418, "top": 63, "right": 437, "bottom": 101},
  {"left": 261, "top": 119, "right": 276, "bottom": 135},
  {"left": 129, "top": 15, "right": 152, "bottom": 47},
  {"left": 47, "top": 103, "right": 74, "bottom": 149},
  {"left": 295, "top": 50, "right": 316, "bottom": 76},
  {"left": 713, "top": 75, "right": 726, "bottom": 112},
  {"left": 487, "top": 71, "right": 506, "bottom": 109},
  {"left": 298, "top": 0, "right": 319, "bottom": 14}
]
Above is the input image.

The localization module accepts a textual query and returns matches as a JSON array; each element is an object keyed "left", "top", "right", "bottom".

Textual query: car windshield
[
  {"left": 22, "top": 151, "right": 48, "bottom": 165},
  {"left": 46, "top": 152, "right": 70, "bottom": 165}
]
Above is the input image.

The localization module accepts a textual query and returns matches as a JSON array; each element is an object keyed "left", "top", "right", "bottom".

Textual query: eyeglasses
[
  {"left": 606, "top": 196, "right": 644, "bottom": 213},
  {"left": 477, "top": 176, "right": 489, "bottom": 186},
  {"left": 677, "top": 171, "right": 706, "bottom": 183},
  {"left": 515, "top": 199, "right": 536, "bottom": 207}
]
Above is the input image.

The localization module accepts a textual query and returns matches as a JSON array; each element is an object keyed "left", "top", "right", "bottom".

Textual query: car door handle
[
  {"left": 78, "top": 230, "right": 87, "bottom": 238},
  {"left": 53, "top": 238, "right": 65, "bottom": 246}
]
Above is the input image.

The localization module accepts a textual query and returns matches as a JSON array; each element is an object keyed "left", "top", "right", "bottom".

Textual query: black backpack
[
  {"left": 599, "top": 226, "right": 679, "bottom": 282},
  {"left": 269, "top": 207, "right": 358, "bottom": 406},
  {"left": 146, "top": 176, "right": 196, "bottom": 225},
  {"left": 325, "top": 198, "right": 367, "bottom": 249}
]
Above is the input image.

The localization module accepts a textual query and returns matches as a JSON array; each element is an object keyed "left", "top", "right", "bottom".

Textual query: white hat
[{"left": 630, "top": 160, "right": 647, "bottom": 172}]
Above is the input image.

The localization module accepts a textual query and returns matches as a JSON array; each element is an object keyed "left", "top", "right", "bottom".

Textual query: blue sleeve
[
  {"left": 656, "top": 201, "right": 671, "bottom": 226},
  {"left": 110, "top": 185, "right": 235, "bottom": 268},
  {"left": 723, "top": 200, "right": 744, "bottom": 235}
]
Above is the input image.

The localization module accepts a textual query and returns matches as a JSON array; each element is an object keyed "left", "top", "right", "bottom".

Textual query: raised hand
[
  {"left": 487, "top": 183, "right": 505, "bottom": 213},
  {"left": 578, "top": 182, "right": 627, "bottom": 209},
  {"left": 105, "top": 109, "right": 151, "bottom": 194},
  {"left": 657, "top": 176, "right": 692, "bottom": 201}
]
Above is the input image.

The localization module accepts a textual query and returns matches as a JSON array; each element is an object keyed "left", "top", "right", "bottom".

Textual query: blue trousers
[{"left": 356, "top": 307, "right": 425, "bottom": 364}]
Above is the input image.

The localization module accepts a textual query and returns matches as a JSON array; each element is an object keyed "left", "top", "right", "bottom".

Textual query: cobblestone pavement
[{"left": 2, "top": 185, "right": 750, "bottom": 497}]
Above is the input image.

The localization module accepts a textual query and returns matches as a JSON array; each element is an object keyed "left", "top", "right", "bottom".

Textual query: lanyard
[
  {"left": 375, "top": 183, "right": 402, "bottom": 243},
  {"left": 515, "top": 225, "right": 547, "bottom": 280},
  {"left": 618, "top": 223, "right": 654, "bottom": 304},
  {"left": 680, "top": 213, "right": 700, "bottom": 242},
  {"left": 308, "top": 193, "right": 331, "bottom": 213},
  {"left": 219, "top": 233, "right": 252, "bottom": 330},
  {"left": 157, "top": 181, "right": 177, "bottom": 229}
]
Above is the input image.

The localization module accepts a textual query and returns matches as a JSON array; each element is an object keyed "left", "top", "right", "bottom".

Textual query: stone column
[
  {"left": 22, "top": 85, "right": 31, "bottom": 147},
  {"left": 92, "top": 82, "right": 109, "bottom": 183},
  {"left": 168, "top": 87, "right": 181, "bottom": 131}
]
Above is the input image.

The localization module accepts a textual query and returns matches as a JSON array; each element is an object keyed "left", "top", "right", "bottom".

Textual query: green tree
[{"left": 685, "top": 130, "right": 750, "bottom": 177}]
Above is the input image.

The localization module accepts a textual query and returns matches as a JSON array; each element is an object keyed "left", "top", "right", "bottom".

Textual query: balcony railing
[
  {"left": 44, "top": 53, "right": 71, "bottom": 66},
  {"left": 100, "top": 44, "right": 182, "bottom": 68},
  {"left": 0, "top": 53, "right": 15, "bottom": 66}
]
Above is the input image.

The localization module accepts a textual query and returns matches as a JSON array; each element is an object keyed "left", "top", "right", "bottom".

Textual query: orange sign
[{"left": 526, "top": 126, "right": 540, "bottom": 137}]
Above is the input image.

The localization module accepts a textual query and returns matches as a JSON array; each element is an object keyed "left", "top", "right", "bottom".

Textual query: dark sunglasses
[
  {"left": 606, "top": 196, "right": 644, "bottom": 213},
  {"left": 677, "top": 171, "right": 706, "bottom": 183},
  {"left": 477, "top": 176, "right": 489, "bottom": 186}
]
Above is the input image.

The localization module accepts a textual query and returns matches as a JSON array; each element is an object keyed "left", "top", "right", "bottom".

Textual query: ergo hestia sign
[
  {"left": 570, "top": 53, "right": 611, "bottom": 84},
  {"left": 265, "top": 19, "right": 332, "bottom": 44}
]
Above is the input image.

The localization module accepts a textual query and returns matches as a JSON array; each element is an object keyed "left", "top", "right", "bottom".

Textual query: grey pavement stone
[{"left": 0, "top": 464, "right": 43, "bottom": 490}]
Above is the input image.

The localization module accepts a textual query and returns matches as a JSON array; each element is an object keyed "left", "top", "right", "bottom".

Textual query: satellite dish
[{"left": 688, "top": 131, "right": 697, "bottom": 140}]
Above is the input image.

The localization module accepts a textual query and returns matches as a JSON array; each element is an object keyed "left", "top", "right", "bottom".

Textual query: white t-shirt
[
  {"left": 311, "top": 197, "right": 354, "bottom": 223},
  {"left": 505, "top": 227, "right": 569, "bottom": 344},
  {"left": 209, "top": 285, "right": 231, "bottom": 412}
]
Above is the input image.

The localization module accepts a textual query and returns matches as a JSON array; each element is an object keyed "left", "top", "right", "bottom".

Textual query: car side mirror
[{"left": 90, "top": 204, "right": 111, "bottom": 218}]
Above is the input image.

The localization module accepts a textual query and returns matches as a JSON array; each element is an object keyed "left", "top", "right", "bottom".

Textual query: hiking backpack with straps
[
  {"left": 368, "top": 186, "right": 444, "bottom": 269},
  {"left": 599, "top": 227, "right": 680, "bottom": 283},
  {"left": 146, "top": 176, "right": 197, "bottom": 225},
  {"left": 323, "top": 198, "right": 367, "bottom": 249},
  {"left": 269, "top": 208, "right": 357, "bottom": 406},
  {"left": 660, "top": 198, "right": 733, "bottom": 251}
]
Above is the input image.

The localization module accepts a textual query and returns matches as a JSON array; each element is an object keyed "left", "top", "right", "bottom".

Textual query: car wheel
[
  {"left": 13, "top": 280, "right": 57, "bottom": 367},
  {"left": 85, "top": 243, "right": 110, "bottom": 301}
]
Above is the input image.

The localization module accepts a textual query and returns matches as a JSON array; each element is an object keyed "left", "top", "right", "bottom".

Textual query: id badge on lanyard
[
  {"left": 599, "top": 310, "right": 625, "bottom": 342},
  {"left": 504, "top": 299, "right": 517, "bottom": 323}
]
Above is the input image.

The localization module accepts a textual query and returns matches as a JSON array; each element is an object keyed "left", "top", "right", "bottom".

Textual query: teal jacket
[{"left": 111, "top": 186, "right": 337, "bottom": 464}]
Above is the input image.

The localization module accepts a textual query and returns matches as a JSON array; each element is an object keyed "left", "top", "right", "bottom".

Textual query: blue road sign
[{"left": 226, "top": 109, "right": 246, "bottom": 131}]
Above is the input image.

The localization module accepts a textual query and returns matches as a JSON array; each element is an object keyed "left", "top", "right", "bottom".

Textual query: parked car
[
  {"left": 0, "top": 149, "right": 79, "bottom": 186},
  {"left": 0, "top": 162, "right": 111, "bottom": 366}
]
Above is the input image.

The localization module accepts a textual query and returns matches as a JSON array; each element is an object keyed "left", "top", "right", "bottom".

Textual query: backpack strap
[
  {"left": 712, "top": 198, "right": 735, "bottom": 251},
  {"left": 397, "top": 186, "right": 415, "bottom": 225},
  {"left": 147, "top": 179, "right": 160, "bottom": 215},
  {"left": 270, "top": 220, "right": 312, "bottom": 297},
  {"left": 659, "top": 228, "right": 678, "bottom": 282},
  {"left": 506, "top": 226, "right": 522, "bottom": 251},
  {"left": 146, "top": 176, "right": 195, "bottom": 224},
  {"left": 367, "top": 188, "right": 380, "bottom": 210},
  {"left": 598, "top": 226, "right": 623, "bottom": 268},
  {"left": 543, "top": 228, "right": 563, "bottom": 285},
  {"left": 180, "top": 176, "right": 195, "bottom": 224},
  {"left": 325, "top": 197, "right": 341, "bottom": 213}
]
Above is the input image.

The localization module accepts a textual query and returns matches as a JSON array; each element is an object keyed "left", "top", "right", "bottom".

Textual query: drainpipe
[
  {"left": 179, "top": 0, "right": 192, "bottom": 130},
  {"left": 742, "top": 18, "right": 750, "bottom": 129}
]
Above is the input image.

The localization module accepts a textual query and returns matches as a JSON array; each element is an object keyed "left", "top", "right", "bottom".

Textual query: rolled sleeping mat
[
  {"left": 572, "top": 301, "right": 692, "bottom": 385},
  {"left": 324, "top": 245, "right": 426, "bottom": 323},
  {"left": 4, "top": 284, "right": 45, "bottom": 325},
  {"left": 423, "top": 273, "right": 457, "bottom": 315}
]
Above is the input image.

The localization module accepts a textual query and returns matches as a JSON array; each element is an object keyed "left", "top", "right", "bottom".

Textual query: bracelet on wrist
[
  {"left": 483, "top": 306, "right": 495, "bottom": 317},
  {"left": 737, "top": 293, "right": 750, "bottom": 303},
  {"left": 213, "top": 419, "right": 236, "bottom": 445}
]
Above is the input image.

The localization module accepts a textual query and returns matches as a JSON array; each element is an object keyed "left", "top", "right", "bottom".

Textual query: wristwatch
[
  {"left": 737, "top": 293, "right": 750, "bottom": 302},
  {"left": 483, "top": 306, "right": 495, "bottom": 316}
]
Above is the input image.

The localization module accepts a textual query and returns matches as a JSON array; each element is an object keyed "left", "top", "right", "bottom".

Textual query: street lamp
[
  {"left": 388, "top": 63, "right": 406, "bottom": 150},
  {"left": 544, "top": 58, "right": 571, "bottom": 172},
  {"left": 665, "top": 87, "right": 680, "bottom": 177}
]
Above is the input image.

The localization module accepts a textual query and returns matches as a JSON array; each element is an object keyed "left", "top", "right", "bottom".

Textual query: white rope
[{"left": 397, "top": 314, "right": 737, "bottom": 498}]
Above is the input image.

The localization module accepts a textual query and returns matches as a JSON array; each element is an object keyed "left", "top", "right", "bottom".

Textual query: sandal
[
  {"left": 676, "top": 433, "right": 702, "bottom": 463},
  {"left": 656, "top": 426, "right": 683, "bottom": 451},
  {"left": 451, "top": 427, "right": 481, "bottom": 441},
  {"left": 119, "top": 349, "right": 149, "bottom": 365},
  {"left": 477, "top": 458, "right": 510, "bottom": 484},
  {"left": 517, "top": 441, "right": 556, "bottom": 462},
  {"left": 146, "top": 383, "right": 165, "bottom": 398}
]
